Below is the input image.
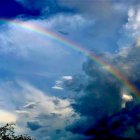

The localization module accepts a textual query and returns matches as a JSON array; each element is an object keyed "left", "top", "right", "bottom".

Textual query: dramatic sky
[{"left": 0, "top": 0, "right": 140, "bottom": 140}]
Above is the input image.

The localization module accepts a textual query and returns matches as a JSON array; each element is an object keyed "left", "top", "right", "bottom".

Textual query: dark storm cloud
[
  {"left": 67, "top": 57, "right": 121, "bottom": 116},
  {"left": 0, "top": 0, "right": 41, "bottom": 18},
  {"left": 16, "top": 0, "right": 74, "bottom": 18},
  {"left": 64, "top": 59, "right": 122, "bottom": 138},
  {"left": 68, "top": 101, "right": 140, "bottom": 139},
  {"left": 0, "top": 0, "right": 73, "bottom": 19},
  {"left": 0, "top": 0, "right": 24, "bottom": 18},
  {"left": 63, "top": 42, "right": 140, "bottom": 139}
]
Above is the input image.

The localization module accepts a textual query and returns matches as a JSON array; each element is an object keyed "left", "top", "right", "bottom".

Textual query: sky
[{"left": 0, "top": 0, "right": 140, "bottom": 140}]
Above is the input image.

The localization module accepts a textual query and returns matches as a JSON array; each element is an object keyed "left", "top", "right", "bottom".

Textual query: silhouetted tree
[{"left": 0, "top": 124, "right": 34, "bottom": 140}]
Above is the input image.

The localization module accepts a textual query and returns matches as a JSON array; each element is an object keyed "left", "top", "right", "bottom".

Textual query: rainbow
[{"left": 0, "top": 19, "right": 140, "bottom": 97}]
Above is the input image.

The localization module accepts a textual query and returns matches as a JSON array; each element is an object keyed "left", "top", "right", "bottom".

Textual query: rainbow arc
[{"left": 0, "top": 19, "right": 140, "bottom": 97}]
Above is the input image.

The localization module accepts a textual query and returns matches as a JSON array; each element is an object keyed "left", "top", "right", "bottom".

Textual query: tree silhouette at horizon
[{"left": 0, "top": 124, "right": 34, "bottom": 140}]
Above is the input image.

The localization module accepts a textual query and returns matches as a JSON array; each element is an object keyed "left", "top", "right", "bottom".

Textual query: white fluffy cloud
[
  {"left": 0, "top": 80, "right": 76, "bottom": 139},
  {"left": 52, "top": 75, "right": 73, "bottom": 91},
  {"left": 125, "top": 7, "right": 140, "bottom": 38}
]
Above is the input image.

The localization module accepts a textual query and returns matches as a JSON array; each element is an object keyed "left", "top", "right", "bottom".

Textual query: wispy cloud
[{"left": 0, "top": 80, "right": 75, "bottom": 139}]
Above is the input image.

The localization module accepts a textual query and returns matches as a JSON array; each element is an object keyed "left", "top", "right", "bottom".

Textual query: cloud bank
[{"left": 0, "top": 0, "right": 140, "bottom": 139}]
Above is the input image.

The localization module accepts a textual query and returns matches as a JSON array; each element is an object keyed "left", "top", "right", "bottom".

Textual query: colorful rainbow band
[{"left": 0, "top": 19, "right": 140, "bottom": 97}]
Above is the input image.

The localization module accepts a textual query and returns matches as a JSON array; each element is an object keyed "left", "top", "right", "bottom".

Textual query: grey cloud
[
  {"left": 63, "top": 41, "right": 140, "bottom": 139},
  {"left": 59, "top": 0, "right": 115, "bottom": 18},
  {"left": 16, "top": 0, "right": 72, "bottom": 18},
  {"left": 27, "top": 121, "right": 42, "bottom": 131},
  {"left": 58, "top": 0, "right": 140, "bottom": 52},
  {"left": 16, "top": 0, "right": 57, "bottom": 14},
  {"left": 113, "top": 43, "right": 140, "bottom": 83}
]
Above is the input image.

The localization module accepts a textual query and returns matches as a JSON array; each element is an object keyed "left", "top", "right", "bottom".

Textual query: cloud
[
  {"left": 16, "top": 0, "right": 55, "bottom": 13},
  {"left": 0, "top": 110, "right": 16, "bottom": 123},
  {"left": 17, "top": 81, "right": 73, "bottom": 116},
  {"left": 23, "top": 102, "right": 37, "bottom": 109},
  {"left": 52, "top": 86, "right": 64, "bottom": 90},
  {"left": 52, "top": 76, "right": 73, "bottom": 91},
  {"left": 118, "top": 4, "right": 140, "bottom": 48},
  {"left": 0, "top": 14, "right": 88, "bottom": 139},
  {"left": 16, "top": 0, "right": 73, "bottom": 18},
  {"left": 15, "top": 110, "right": 29, "bottom": 115},
  {"left": 0, "top": 17, "right": 85, "bottom": 95},
  {"left": 0, "top": 0, "right": 25, "bottom": 18},
  {"left": 27, "top": 121, "right": 42, "bottom": 131},
  {"left": 0, "top": 0, "right": 44, "bottom": 18},
  {"left": 68, "top": 102, "right": 140, "bottom": 139},
  {"left": 62, "top": 76, "right": 73, "bottom": 80},
  {"left": 113, "top": 43, "right": 140, "bottom": 82},
  {"left": 123, "top": 6, "right": 140, "bottom": 40},
  {"left": 59, "top": 0, "right": 114, "bottom": 17},
  {"left": 0, "top": 19, "right": 69, "bottom": 57},
  {"left": 0, "top": 80, "right": 76, "bottom": 139},
  {"left": 58, "top": 0, "right": 140, "bottom": 52},
  {"left": 63, "top": 37, "right": 140, "bottom": 139},
  {"left": 59, "top": 0, "right": 140, "bottom": 15},
  {"left": 1, "top": 1, "right": 140, "bottom": 139}
]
